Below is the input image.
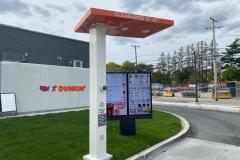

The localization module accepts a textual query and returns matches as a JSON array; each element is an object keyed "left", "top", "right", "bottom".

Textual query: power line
[
  {"left": 130, "top": 52, "right": 161, "bottom": 61},
  {"left": 223, "top": 35, "right": 240, "bottom": 37}
]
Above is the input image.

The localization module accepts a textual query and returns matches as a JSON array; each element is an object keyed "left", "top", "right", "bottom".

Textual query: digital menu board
[
  {"left": 106, "top": 73, "right": 128, "bottom": 117},
  {"left": 107, "top": 73, "right": 152, "bottom": 119},
  {"left": 128, "top": 73, "right": 151, "bottom": 115}
]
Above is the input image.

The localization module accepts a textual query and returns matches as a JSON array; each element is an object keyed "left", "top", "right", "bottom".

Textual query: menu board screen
[
  {"left": 107, "top": 73, "right": 152, "bottom": 118},
  {"left": 128, "top": 73, "right": 151, "bottom": 115},
  {"left": 106, "top": 73, "right": 128, "bottom": 117}
]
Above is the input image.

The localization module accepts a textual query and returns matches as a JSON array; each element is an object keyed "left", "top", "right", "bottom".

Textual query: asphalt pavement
[{"left": 152, "top": 105, "right": 240, "bottom": 160}]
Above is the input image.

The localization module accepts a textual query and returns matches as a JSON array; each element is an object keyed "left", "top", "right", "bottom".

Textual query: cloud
[
  {"left": 121, "top": 0, "right": 226, "bottom": 13},
  {"left": 121, "top": 0, "right": 199, "bottom": 13},
  {"left": 111, "top": 37, "right": 139, "bottom": 45},
  {"left": 32, "top": 5, "right": 50, "bottom": 17},
  {"left": 46, "top": 4, "right": 67, "bottom": 13},
  {"left": 120, "top": 0, "right": 146, "bottom": 12},
  {"left": 0, "top": 0, "right": 51, "bottom": 17},
  {"left": 72, "top": 2, "right": 87, "bottom": 12},
  {"left": 0, "top": 0, "right": 29, "bottom": 14},
  {"left": 222, "top": 18, "right": 240, "bottom": 34}
]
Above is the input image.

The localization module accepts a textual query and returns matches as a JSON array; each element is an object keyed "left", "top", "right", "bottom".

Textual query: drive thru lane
[{"left": 152, "top": 105, "right": 240, "bottom": 160}]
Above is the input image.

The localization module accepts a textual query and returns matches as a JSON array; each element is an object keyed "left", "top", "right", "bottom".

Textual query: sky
[{"left": 0, "top": 0, "right": 240, "bottom": 65}]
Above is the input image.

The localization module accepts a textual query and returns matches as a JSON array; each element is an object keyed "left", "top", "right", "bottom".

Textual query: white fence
[{"left": 0, "top": 61, "right": 89, "bottom": 113}]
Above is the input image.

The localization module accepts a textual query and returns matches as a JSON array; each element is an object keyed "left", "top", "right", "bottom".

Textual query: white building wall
[{"left": 0, "top": 61, "right": 89, "bottom": 113}]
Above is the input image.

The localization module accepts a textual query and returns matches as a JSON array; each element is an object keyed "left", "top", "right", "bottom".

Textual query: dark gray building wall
[{"left": 0, "top": 24, "right": 89, "bottom": 68}]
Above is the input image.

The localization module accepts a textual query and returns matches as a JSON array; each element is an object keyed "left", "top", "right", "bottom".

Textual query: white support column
[{"left": 83, "top": 24, "right": 112, "bottom": 160}]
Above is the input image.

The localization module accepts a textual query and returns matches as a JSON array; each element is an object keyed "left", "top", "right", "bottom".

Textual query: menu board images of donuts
[
  {"left": 106, "top": 73, "right": 128, "bottom": 117},
  {"left": 107, "top": 73, "right": 152, "bottom": 118}
]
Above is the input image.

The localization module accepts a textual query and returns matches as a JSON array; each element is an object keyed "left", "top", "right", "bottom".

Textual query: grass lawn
[{"left": 0, "top": 110, "right": 181, "bottom": 160}]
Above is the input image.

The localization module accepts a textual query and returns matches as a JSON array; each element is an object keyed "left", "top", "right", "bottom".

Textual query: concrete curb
[
  {"left": 126, "top": 110, "right": 190, "bottom": 160},
  {"left": 153, "top": 101, "right": 240, "bottom": 114}
]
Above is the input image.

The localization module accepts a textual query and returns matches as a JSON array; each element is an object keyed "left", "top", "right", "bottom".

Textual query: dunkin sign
[{"left": 40, "top": 85, "right": 86, "bottom": 92}]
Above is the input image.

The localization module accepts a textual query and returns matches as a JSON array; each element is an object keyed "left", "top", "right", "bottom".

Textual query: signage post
[
  {"left": 75, "top": 8, "right": 174, "bottom": 160},
  {"left": 82, "top": 24, "right": 112, "bottom": 160}
]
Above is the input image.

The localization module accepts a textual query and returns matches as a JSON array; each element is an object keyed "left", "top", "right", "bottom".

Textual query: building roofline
[{"left": 0, "top": 23, "right": 89, "bottom": 44}]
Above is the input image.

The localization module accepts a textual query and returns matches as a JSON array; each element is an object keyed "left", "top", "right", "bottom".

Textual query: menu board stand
[{"left": 120, "top": 116, "right": 136, "bottom": 136}]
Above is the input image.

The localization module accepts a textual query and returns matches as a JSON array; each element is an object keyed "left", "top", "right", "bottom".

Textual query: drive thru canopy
[
  {"left": 75, "top": 8, "right": 174, "bottom": 160},
  {"left": 75, "top": 8, "right": 174, "bottom": 38}
]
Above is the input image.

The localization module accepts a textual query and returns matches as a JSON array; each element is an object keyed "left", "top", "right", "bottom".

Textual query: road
[{"left": 152, "top": 105, "right": 240, "bottom": 160}]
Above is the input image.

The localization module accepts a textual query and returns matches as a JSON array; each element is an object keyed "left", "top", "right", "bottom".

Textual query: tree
[
  {"left": 121, "top": 60, "right": 136, "bottom": 72},
  {"left": 106, "top": 62, "right": 121, "bottom": 72},
  {"left": 156, "top": 52, "right": 167, "bottom": 84},
  {"left": 203, "top": 42, "right": 210, "bottom": 82},
  {"left": 165, "top": 53, "right": 172, "bottom": 83},
  {"left": 151, "top": 71, "right": 164, "bottom": 83},
  {"left": 221, "top": 66, "right": 240, "bottom": 81},
  {"left": 185, "top": 45, "right": 192, "bottom": 70},
  {"left": 221, "top": 38, "right": 240, "bottom": 68},
  {"left": 173, "top": 68, "right": 193, "bottom": 85},
  {"left": 157, "top": 52, "right": 167, "bottom": 74},
  {"left": 136, "top": 63, "right": 154, "bottom": 73},
  {"left": 177, "top": 47, "right": 185, "bottom": 72},
  {"left": 107, "top": 60, "right": 154, "bottom": 73},
  {"left": 166, "top": 52, "right": 172, "bottom": 73},
  {"left": 171, "top": 50, "right": 178, "bottom": 80}
]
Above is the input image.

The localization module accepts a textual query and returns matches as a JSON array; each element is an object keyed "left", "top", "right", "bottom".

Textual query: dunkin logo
[{"left": 40, "top": 85, "right": 86, "bottom": 92}]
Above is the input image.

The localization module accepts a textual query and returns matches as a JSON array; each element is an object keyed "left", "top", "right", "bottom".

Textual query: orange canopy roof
[{"left": 75, "top": 8, "right": 174, "bottom": 38}]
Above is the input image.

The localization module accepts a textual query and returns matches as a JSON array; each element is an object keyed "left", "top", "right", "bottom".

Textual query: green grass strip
[{"left": 0, "top": 110, "right": 181, "bottom": 160}]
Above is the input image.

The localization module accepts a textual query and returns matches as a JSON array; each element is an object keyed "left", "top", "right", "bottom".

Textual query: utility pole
[
  {"left": 206, "top": 17, "right": 222, "bottom": 101},
  {"left": 131, "top": 45, "right": 140, "bottom": 69},
  {"left": 194, "top": 51, "right": 199, "bottom": 102},
  {"left": 211, "top": 17, "right": 218, "bottom": 101}
]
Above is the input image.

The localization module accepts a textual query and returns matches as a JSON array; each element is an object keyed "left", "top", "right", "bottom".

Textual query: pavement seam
[{"left": 126, "top": 109, "right": 190, "bottom": 160}]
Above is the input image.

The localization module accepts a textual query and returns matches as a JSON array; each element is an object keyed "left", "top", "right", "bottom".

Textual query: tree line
[
  {"left": 154, "top": 41, "right": 212, "bottom": 85},
  {"left": 107, "top": 38, "right": 240, "bottom": 85}
]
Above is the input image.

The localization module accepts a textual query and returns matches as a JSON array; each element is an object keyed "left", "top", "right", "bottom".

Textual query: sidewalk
[
  {"left": 153, "top": 92, "right": 240, "bottom": 113},
  {"left": 127, "top": 110, "right": 190, "bottom": 160},
  {"left": 152, "top": 138, "right": 240, "bottom": 160}
]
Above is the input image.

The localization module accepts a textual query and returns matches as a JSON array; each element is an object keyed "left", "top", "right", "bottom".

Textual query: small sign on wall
[{"left": 0, "top": 93, "right": 17, "bottom": 113}]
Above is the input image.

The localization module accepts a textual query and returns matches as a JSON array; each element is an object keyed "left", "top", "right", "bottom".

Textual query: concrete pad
[{"left": 152, "top": 138, "right": 240, "bottom": 160}]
